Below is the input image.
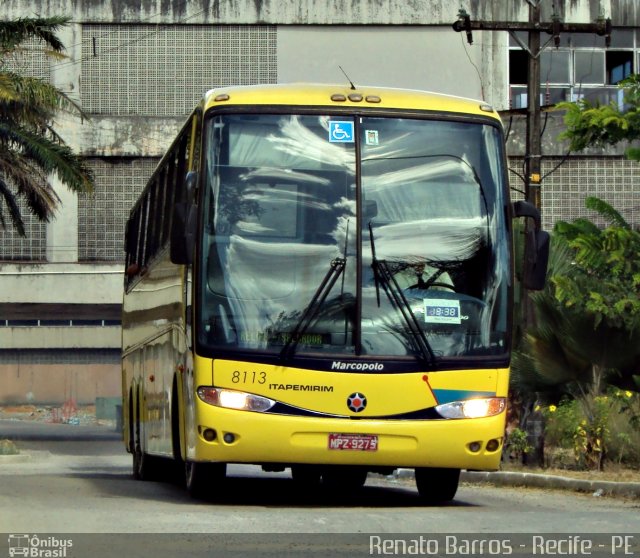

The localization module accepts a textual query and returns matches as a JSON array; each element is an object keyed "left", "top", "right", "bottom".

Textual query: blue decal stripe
[{"left": 432, "top": 389, "right": 496, "bottom": 405}]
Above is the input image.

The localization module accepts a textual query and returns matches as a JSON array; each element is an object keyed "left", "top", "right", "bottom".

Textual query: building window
[
  {"left": 0, "top": 207, "right": 46, "bottom": 261},
  {"left": 607, "top": 51, "right": 633, "bottom": 84},
  {"left": 81, "top": 25, "right": 277, "bottom": 116},
  {"left": 509, "top": 49, "right": 528, "bottom": 84},
  {"left": 574, "top": 51, "right": 605, "bottom": 84},
  {"left": 78, "top": 159, "right": 158, "bottom": 262},
  {"left": 509, "top": 31, "right": 638, "bottom": 108}
]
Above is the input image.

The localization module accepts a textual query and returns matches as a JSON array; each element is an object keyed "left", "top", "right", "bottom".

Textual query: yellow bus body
[
  {"left": 123, "top": 83, "right": 513, "bottom": 500},
  {"left": 188, "top": 357, "right": 509, "bottom": 470}
]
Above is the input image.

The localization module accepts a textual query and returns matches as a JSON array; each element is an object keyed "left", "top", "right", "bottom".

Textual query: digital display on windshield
[{"left": 423, "top": 299, "right": 462, "bottom": 325}]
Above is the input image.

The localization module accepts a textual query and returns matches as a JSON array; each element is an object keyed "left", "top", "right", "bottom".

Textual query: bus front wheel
[
  {"left": 415, "top": 467, "right": 460, "bottom": 503},
  {"left": 185, "top": 460, "right": 226, "bottom": 499}
]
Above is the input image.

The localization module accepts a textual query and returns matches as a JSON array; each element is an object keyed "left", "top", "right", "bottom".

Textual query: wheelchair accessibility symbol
[{"left": 329, "top": 121, "right": 355, "bottom": 143}]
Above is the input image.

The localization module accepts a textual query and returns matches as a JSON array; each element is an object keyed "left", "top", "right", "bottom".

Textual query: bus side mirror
[
  {"left": 513, "top": 200, "right": 550, "bottom": 291},
  {"left": 170, "top": 172, "right": 198, "bottom": 265}
]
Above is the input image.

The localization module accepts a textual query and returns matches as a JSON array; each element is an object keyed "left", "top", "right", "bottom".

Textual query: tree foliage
[
  {"left": 0, "top": 16, "right": 93, "bottom": 235},
  {"left": 552, "top": 197, "right": 640, "bottom": 333},
  {"left": 512, "top": 198, "right": 640, "bottom": 398},
  {"left": 557, "top": 74, "right": 640, "bottom": 161}
]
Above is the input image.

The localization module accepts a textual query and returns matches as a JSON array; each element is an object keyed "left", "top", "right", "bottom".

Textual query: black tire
[
  {"left": 132, "top": 394, "right": 158, "bottom": 481},
  {"left": 169, "top": 379, "right": 185, "bottom": 486},
  {"left": 415, "top": 467, "right": 460, "bottom": 503},
  {"left": 185, "top": 460, "right": 227, "bottom": 500}
]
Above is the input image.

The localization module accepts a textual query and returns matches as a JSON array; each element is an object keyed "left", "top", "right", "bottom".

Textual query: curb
[
  {"left": 0, "top": 453, "right": 32, "bottom": 463},
  {"left": 0, "top": 450, "right": 52, "bottom": 464},
  {"left": 394, "top": 469, "right": 640, "bottom": 499},
  {"left": 461, "top": 470, "right": 640, "bottom": 499}
]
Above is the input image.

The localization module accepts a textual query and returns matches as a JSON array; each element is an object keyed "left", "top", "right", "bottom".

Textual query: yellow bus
[{"left": 122, "top": 83, "right": 548, "bottom": 502}]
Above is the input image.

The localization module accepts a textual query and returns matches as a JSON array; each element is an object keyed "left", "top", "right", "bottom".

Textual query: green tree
[
  {"left": 0, "top": 16, "right": 93, "bottom": 235},
  {"left": 552, "top": 197, "right": 640, "bottom": 392},
  {"left": 557, "top": 73, "right": 640, "bottom": 161},
  {"left": 512, "top": 198, "right": 640, "bottom": 398}
]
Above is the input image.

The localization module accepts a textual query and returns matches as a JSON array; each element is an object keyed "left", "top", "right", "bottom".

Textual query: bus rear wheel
[
  {"left": 415, "top": 467, "right": 460, "bottom": 503},
  {"left": 132, "top": 403, "right": 158, "bottom": 481},
  {"left": 185, "top": 460, "right": 226, "bottom": 499}
]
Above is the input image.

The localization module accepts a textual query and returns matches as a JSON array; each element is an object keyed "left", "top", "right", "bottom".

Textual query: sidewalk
[
  {"left": 391, "top": 466, "right": 640, "bottom": 500},
  {"left": 461, "top": 470, "right": 640, "bottom": 499}
]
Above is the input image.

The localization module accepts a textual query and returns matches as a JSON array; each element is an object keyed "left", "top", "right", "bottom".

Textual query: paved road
[{"left": 1, "top": 420, "right": 638, "bottom": 558}]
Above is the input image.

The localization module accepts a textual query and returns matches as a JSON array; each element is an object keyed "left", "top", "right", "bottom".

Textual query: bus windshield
[{"left": 199, "top": 113, "right": 510, "bottom": 364}]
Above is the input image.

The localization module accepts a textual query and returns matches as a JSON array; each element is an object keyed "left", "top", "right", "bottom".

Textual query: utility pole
[
  {"left": 454, "top": 4, "right": 612, "bottom": 466},
  {"left": 452, "top": 2, "right": 611, "bottom": 208},
  {"left": 453, "top": 2, "right": 611, "bottom": 334},
  {"left": 526, "top": 1, "right": 542, "bottom": 210}
]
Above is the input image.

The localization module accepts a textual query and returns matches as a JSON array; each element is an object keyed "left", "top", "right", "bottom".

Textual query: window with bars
[
  {"left": 78, "top": 159, "right": 159, "bottom": 261},
  {"left": 0, "top": 211, "right": 47, "bottom": 261},
  {"left": 508, "top": 157, "right": 640, "bottom": 230},
  {"left": 80, "top": 25, "right": 277, "bottom": 116},
  {"left": 2, "top": 37, "right": 51, "bottom": 80},
  {"left": 0, "top": 39, "right": 51, "bottom": 261}
]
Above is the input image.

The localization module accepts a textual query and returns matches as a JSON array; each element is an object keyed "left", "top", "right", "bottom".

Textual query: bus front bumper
[{"left": 190, "top": 402, "right": 505, "bottom": 471}]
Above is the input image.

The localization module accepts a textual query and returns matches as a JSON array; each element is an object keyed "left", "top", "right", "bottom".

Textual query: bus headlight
[
  {"left": 197, "top": 387, "right": 276, "bottom": 413},
  {"left": 435, "top": 397, "right": 505, "bottom": 419}
]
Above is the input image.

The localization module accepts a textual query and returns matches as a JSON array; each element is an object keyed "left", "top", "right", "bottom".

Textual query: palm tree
[{"left": 0, "top": 16, "right": 93, "bottom": 236}]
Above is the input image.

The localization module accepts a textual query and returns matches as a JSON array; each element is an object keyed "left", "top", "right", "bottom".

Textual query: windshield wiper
[
  {"left": 368, "top": 222, "right": 436, "bottom": 367},
  {"left": 279, "top": 257, "right": 346, "bottom": 360}
]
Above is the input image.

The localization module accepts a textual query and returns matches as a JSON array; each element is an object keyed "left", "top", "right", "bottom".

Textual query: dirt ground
[{"left": 0, "top": 403, "right": 113, "bottom": 427}]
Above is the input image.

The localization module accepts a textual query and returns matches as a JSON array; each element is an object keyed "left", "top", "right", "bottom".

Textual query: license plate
[{"left": 328, "top": 433, "right": 378, "bottom": 451}]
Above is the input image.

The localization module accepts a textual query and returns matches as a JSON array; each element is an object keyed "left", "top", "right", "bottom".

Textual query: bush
[
  {"left": 540, "top": 390, "right": 639, "bottom": 471},
  {"left": 504, "top": 427, "right": 532, "bottom": 462},
  {"left": 0, "top": 439, "right": 19, "bottom": 455}
]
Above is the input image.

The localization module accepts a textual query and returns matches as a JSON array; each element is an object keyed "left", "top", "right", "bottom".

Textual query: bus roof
[{"left": 202, "top": 83, "right": 500, "bottom": 120}]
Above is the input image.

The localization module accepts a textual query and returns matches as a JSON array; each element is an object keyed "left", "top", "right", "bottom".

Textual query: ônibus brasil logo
[
  {"left": 8, "top": 535, "right": 73, "bottom": 558},
  {"left": 347, "top": 392, "right": 367, "bottom": 413}
]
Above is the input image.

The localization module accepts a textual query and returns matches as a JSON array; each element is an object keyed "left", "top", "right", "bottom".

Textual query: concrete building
[{"left": 1, "top": 0, "right": 639, "bottom": 404}]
